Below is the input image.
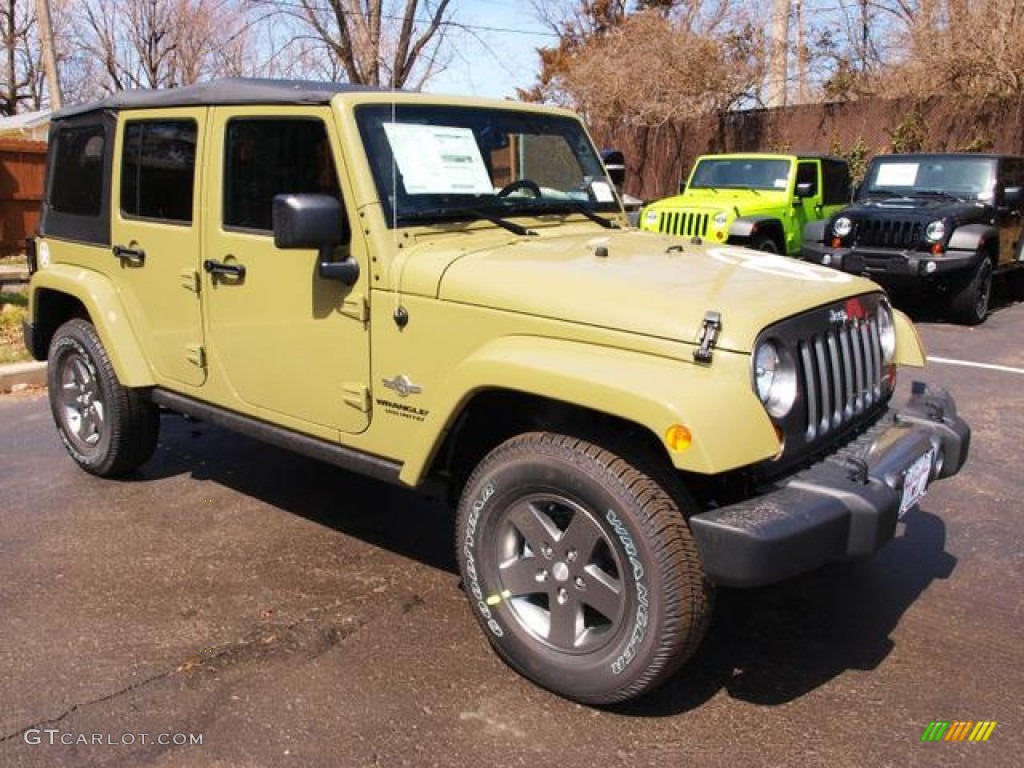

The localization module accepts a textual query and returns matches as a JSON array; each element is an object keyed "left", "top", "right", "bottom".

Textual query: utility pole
[
  {"left": 35, "top": 0, "right": 62, "bottom": 110},
  {"left": 766, "top": 0, "right": 789, "bottom": 109},
  {"left": 795, "top": 0, "right": 808, "bottom": 104}
]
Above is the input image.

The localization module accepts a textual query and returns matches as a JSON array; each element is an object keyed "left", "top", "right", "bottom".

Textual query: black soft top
[{"left": 54, "top": 78, "right": 387, "bottom": 120}]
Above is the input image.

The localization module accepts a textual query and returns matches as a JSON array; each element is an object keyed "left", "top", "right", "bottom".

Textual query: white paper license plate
[{"left": 899, "top": 450, "right": 934, "bottom": 518}]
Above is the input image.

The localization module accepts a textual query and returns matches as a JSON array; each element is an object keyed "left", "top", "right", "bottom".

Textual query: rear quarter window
[{"left": 41, "top": 115, "right": 114, "bottom": 245}]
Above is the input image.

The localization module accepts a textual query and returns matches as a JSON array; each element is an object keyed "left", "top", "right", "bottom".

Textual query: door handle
[
  {"left": 203, "top": 259, "right": 246, "bottom": 280},
  {"left": 112, "top": 244, "right": 145, "bottom": 265}
]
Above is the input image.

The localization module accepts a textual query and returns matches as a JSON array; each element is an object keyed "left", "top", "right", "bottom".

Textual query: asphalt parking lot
[{"left": 1, "top": 290, "right": 1022, "bottom": 768}]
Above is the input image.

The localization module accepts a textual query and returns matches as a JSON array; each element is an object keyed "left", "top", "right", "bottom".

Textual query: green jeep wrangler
[
  {"left": 25, "top": 80, "right": 969, "bottom": 705},
  {"left": 640, "top": 153, "right": 851, "bottom": 255}
]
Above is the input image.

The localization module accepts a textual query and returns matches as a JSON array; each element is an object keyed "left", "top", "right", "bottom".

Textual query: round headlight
[
  {"left": 754, "top": 341, "right": 798, "bottom": 418},
  {"left": 713, "top": 211, "right": 728, "bottom": 227},
  {"left": 925, "top": 220, "right": 946, "bottom": 242},
  {"left": 833, "top": 217, "right": 852, "bottom": 238},
  {"left": 643, "top": 209, "right": 658, "bottom": 226},
  {"left": 877, "top": 299, "right": 896, "bottom": 364}
]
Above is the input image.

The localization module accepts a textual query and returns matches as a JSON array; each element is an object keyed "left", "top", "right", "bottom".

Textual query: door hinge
[
  {"left": 180, "top": 269, "right": 200, "bottom": 293},
  {"left": 342, "top": 383, "right": 371, "bottom": 412},
  {"left": 186, "top": 345, "right": 206, "bottom": 368},
  {"left": 340, "top": 293, "right": 369, "bottom": 322}
]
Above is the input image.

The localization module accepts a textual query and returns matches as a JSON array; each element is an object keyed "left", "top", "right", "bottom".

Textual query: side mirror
[
  {"left": 795, "top": 182, "right": 815, "bottom": 198},
  {"left": 601, "top": 149, "right": 626, "bottom": 189},
  {"left": 272, "top": 194, "right": 358, "bottom": 285},
  {"left": 677, "top": 180, "right": 687, "bottom": 195}
]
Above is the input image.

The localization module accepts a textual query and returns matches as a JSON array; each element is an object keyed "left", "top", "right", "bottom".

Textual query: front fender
[
  {"left": 894, "top": 309, "right": 925, "bottom": 367},
  {"left": 30, "top": 265, "right": 153, "bottom": 386},
  {"left": 398, "top": 336, "right": 779, "bottom": 486},
  {"left": 728, "top": 217, "right": 771, "bottom": 239}
]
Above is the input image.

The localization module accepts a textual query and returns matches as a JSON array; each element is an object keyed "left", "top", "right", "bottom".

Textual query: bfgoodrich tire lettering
[
  {"left": 47, "top": 319, "right": 159, "bottom": 477},
  {"left": 455, "top": 432, "right": 712, "bottom": 705}
]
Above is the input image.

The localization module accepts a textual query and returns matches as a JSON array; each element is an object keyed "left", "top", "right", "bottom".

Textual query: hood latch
[{"left": 693, "top": 311, "right": 722, "bottom": 364}]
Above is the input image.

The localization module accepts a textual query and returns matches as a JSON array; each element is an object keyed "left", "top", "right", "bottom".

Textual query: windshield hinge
[
  {"left": 340, "top": 293, "right": 369, "bottom": 322},
  {"left": 693, "top": 311, "right": 722, "bottom": 364}
]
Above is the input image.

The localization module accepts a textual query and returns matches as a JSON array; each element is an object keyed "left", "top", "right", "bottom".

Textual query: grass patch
[{"left": 0, "top": 291, "right": 31, "bottom": 364}]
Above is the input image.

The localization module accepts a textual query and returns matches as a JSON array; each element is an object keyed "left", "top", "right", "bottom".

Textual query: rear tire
[
  {"left": 47, "top": 318, "right": 159, "bottom": 477},
  {"left": 948, "top": 257, "right": 993, "bottom": 325},
  {"left": 455, "top": 432, "right": 712, "bottom": 705}
]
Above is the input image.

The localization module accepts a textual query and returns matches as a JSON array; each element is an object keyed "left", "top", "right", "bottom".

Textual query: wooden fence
[{"left": 0, "top": 140, "right": 46, "bottom": 255}]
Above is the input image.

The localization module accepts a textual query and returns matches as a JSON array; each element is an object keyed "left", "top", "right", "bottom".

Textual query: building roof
[{"left": 54, "top": 79, "right": 388, "bottom": 120}]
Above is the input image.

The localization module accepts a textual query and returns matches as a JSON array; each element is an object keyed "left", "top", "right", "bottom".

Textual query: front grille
[
  {"left": 854, "top": 218, "right": 922, "bottom": 249},
  {"left": 797, "top": 317, "right": 883, "bottom": 442},
  {"left": 656, "top": 210, "right": 709, "bottom": 238}
]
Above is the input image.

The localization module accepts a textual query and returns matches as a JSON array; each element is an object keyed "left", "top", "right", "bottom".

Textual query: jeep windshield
[
  {"left": 860, "top": 157, "right": 996, "bottom": 202},
  {"left": 689, "top": 157, "right": 792, "bottom": 191},
  {"left": 355, "top": 104, "right": 620, "bottom": 228}
]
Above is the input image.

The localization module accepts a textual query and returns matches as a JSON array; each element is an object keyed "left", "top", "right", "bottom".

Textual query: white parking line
[{"left": 928, "top": 356, "right": 1024, "bottom": 375}]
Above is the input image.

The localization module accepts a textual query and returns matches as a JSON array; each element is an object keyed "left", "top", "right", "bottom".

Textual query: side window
[
  {"left": 821, "top": 160, "right": 851, "bottom": 205},
  {"left": 121, "top": 120, "right": 197, "bottom": 223},
  {"left": 224, "top": 118, "right": 344, "bottom": 234},
  {"left": 795, "top": 162, "right": 818, "bottom": 196},
  {"left": 49, "top": 124, "right": 106, "bottom": 217}
]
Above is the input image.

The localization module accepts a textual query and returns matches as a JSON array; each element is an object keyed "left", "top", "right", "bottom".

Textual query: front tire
[
  {"left": 455, "top": 432, "right": 712, "bottom": 705},
  {"left": 47, "top": 318, "right": 159, "bottom": 477},
  {"left": 750, "top": 233, "right": 780, "bottom": 253},
  {"left": 948, "top": 256, "right": 993, "bottom": 325}
]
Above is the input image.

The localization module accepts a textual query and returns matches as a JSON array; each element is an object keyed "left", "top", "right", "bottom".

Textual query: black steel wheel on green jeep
[
  {"left": 455, "top": 432, "right": 712, "bottom": 705},
  {"left": 47, "top": 319, "right": 159, "bottom": 478},
  {"left": 949, "top": 256, "right": 994, "bottom": 325}
]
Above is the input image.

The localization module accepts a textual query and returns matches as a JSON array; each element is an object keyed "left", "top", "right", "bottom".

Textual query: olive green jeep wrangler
[
  {"left": 25, "top": 80, "right": 969, "bottom": 705},
  {"left": 639, "top": 153, "right": 851, "bottom": 255}
]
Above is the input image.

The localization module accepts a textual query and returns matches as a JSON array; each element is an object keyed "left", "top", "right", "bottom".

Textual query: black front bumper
[
  {"left": 689, "top": 383, "right": 970, "bottom": 587},
  {"left": 801, "top": 242, "right": 975, "bottom": 279}
]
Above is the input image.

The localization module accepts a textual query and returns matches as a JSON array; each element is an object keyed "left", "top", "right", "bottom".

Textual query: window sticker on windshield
[
  {"left": 382, "top": 123, "right": 493, "bottom": 195},
  {"left": 773, "top": 178, "right": 788, "bottom": 189},
  {"left": 591, "top": 180, "right": 615, "bottom": 202},
  {"left": 875, "top": 163, "right": 919, "bottom": 187}
]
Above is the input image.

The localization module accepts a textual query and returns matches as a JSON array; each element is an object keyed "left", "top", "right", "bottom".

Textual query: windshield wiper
[
  {"left": 915, "top": 189, "right": 964, "bottom": 201},
  {"left": 398, "top": 207, "right": 538, "bottom": 236},
  {"left": 517, "top": 200, "right": 619, "bottom": 229}
]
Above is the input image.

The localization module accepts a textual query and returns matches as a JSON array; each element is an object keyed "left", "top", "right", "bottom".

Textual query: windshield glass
[
  {"left": 689, "top": 157, "right": 792, "bottom": 190},
  {"left": 355, "top": 104, "right": 619, "bottom": 227},
  {"left": 861, "top": 157, "right": 996, "bottom": 201}
]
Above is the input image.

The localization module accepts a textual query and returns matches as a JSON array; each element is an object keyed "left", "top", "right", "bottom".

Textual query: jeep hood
[
  {"left": 404, "top": 230, "right": 876, "bottom": 353},
  {"left": 653, "top": 189, "right": 789, "bottom": 215},
  {"left": 849, "top": 195, "right": 989, "bottom": 220}
]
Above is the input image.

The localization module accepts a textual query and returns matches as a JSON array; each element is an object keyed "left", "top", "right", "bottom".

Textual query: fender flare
[
  {"left": 397, "top": 336, "right": 779, "bottom": 486},
  {"left": 728, "top": 217, "right": 784, "bottom": 248},
  {"left": 802, "top": 219, "right": 827, "bottom": 245},
  {"left": 31, "top": 265, "right": 153, "bottom": 386},
  {"left": 894, "top": 309, "right": 925, "bottom": 367},
  {"left": 947, "top": 223, "right": 997, "bottom": 255}
]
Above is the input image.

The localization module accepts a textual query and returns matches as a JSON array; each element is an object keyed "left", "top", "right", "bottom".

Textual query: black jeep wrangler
[{"left": 802, "top": 153, "right": 1024, "bottom": 324}]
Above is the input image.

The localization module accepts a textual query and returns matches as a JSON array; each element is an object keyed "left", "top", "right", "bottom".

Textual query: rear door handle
[
  {"left": 203, "top": 259, "right": 246, "bottom": 280},
  {"left": 112, "top": 244, "right": 145, "bottom": 265}
]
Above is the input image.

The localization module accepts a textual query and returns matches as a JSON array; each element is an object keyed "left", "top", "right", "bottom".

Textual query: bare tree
[
  {"left": 256, "top": 0, "right": 455, "bottom": 90},
  {"left": 73, "top": 0, "right": 254, "bottom": 93},
  {"left": 0, "top": 0, "right": 40, "bottom": 114}
]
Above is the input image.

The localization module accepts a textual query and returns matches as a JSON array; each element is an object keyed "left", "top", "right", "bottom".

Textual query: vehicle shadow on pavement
[
  {"left": 613, "top": 508, "right": 957, "bottom": 717},
  {"left": 139, "top": 414, "right": 957, "bottom": 717},
  {"left": 139, "top": 413, "right": 458, "bottom": 574},
  {"left": 891, "top": 279, "right": 1021, "bottom": 324}
]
